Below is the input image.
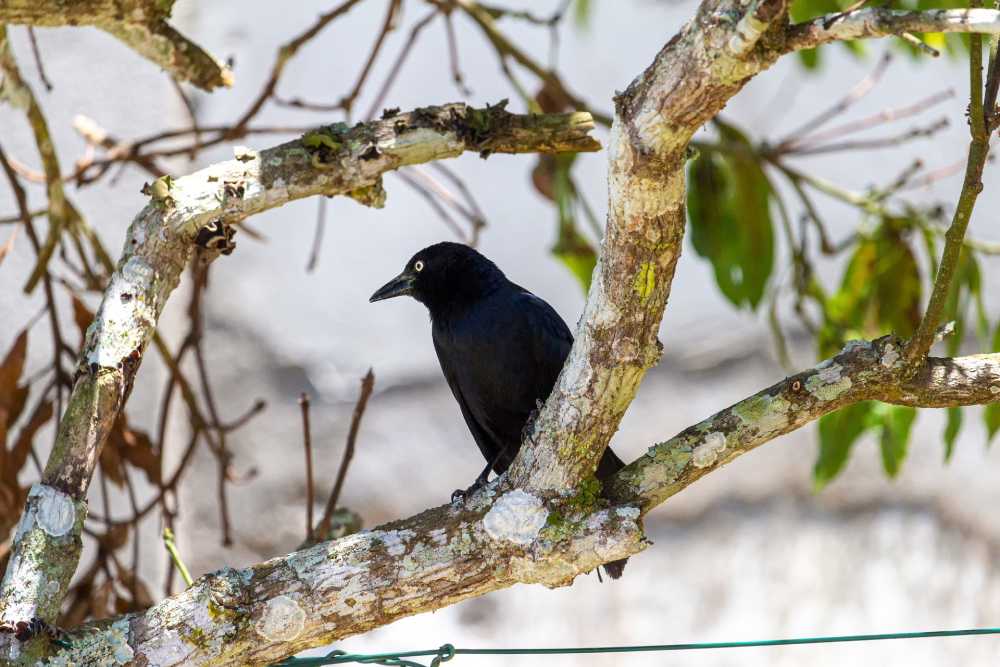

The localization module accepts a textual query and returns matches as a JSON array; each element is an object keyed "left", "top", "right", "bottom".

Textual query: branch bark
[
  {"left": 14, "top": 343, "right": 1000, "bottom": 665},
  {"left": 609, "top": 338, "right": 1000, "bottom": 510},
  {"left": 785, "top": 8, "right": 1000, "bottom": 52},
  {"left": 0, "top": 0, "right": 233, "bottom": 91}
]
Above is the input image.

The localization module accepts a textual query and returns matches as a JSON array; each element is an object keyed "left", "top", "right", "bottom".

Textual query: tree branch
[
  {"left": 0, "top": 103, "right": 600, "bottom": 639},
  {"left": 23, "top": 341, "right": 1000, "bottom": 665},
  {"left": 508, "top": 0, "right": 786, "bottom": 494},
  {"left": 785, "top": 8, "right": 1000, "bottom": 52},
  {"left": 609, "top": 338, "right": 1000, "bottom": 511},
  {"left": 30, "top": 496, "right": 642, "bottom": 666},
  {"left": 0, "top": 0, "right": 233, "bottom": 91}
]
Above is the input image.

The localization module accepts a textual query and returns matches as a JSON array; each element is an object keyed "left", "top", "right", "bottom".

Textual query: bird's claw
[{"left": 450, "top": 479, "right": 487, "bottom": 505}]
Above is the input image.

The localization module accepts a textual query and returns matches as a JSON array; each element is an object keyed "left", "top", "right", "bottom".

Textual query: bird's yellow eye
[{"left": 414, "top": 260, "right": 425, "bottom": 272}]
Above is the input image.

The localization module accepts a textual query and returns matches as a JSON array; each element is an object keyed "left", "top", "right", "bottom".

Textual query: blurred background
[{"left": 1, "top": 0, "right": 1000, "bottom": 665}]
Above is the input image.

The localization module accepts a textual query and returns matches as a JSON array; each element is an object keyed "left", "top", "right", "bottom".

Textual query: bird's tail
[
  {"left": 596, "top": 447, "right": 629, "bottom": 580},
  {"left": 602, "top": 559, "right": 628, "bottom": 580}
]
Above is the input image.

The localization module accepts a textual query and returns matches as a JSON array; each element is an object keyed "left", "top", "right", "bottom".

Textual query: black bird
[{"left": 370, "top": 242, "right": 627, "bottom": 578}]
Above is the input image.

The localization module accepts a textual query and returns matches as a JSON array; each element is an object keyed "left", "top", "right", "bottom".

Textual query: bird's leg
[
  {"left": 450, "top": 449, "right": 510, "bottom": 504},
  {"left": 520, "top": 399, "right": 545, "bottom": 446}
]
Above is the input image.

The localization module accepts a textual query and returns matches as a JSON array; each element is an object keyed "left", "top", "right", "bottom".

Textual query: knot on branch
[{"left": 194, "top": 219, "right": 236, "bottom": 258}]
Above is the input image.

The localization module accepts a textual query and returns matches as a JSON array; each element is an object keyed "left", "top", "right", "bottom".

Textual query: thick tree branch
[
  {"left": 0, "top": 0, "right": 233, "bottom": 90},
  {"left": 509, "top": 0, "right": 785, "bottom": 494},
  {"left": 22, "top": 341, "right": 1000, "bottom": 665},
  {"left": 609, "top": 339, "right": 1000, "bottom": 511},
  {"left": 25, "top": 495, "right": 642, "bottom": 666},
  {"left": 0, "top": 103, "right": 599, "bottom": 639},
  {"left": 785, "top": 8, "right": 1000, "bottom": 52}
]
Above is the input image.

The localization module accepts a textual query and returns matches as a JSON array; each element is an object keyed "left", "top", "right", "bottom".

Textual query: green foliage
[
  {"left": 537, "top": 153, "right": 598, "bottom": 291},
  {"left": 943, "top": 407, "right": 962, "bottom": 462},
  {"left": 819, "top": 217, "right": 922, "bottom": 357},
  {"left": 814, "top": 401, "right": 918, "bottom": 487},
  {"left": 815, "top": 401, "right": 874, "bottom": 489},
  {"left": 876, "top": 403, "right": 917, "bottom": 478},
  {"left": 687, "top": 120, "right": 775, "bottom": 310},
  {"left": 985, "top": 322, "right": 1000, "bottom": 445},
  {"left": 574, "top": 0, "right": 593, "bottom": 28}
]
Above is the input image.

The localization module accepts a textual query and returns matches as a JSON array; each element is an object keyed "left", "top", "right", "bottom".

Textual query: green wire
[{"left": 273, "top": 627, "right": 1000, "bottom": 666}]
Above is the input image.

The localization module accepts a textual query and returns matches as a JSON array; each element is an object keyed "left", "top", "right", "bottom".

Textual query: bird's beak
[{"left": 369, "top": 270, "right": 416, "bottom": 302}]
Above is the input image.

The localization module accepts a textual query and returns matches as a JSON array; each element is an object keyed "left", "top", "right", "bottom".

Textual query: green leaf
[
  {"left": 550, "top": 154, "right": 597, "bottom": 291},
  {"left": 873, "top": 227, "right": 922, "bottom": 337},
  {"left": 985, "top": 322, "right": 1000, "bottom": 446},
  {"left": 824, "top": 219, "right": 922, "bottom": 350},
  {"left": 943, "top": 407, "right": 962, "bottom": 462},
  {"left": 814, "top": 401, "right": 874, "bottom": 489},
  {"left": 984, "top": 403, "right": 1000, "bottom": 446},
  {"left": 797, "top": 48, "right": 820, "bottom": 69},
  {"left": 943, "top": 248, "right": 981, "bottom": 356},
  {"left": 877, "top": 404, "right": 917, "bottom": 478},
  {"left": 573, "top": 0, "right": 592, "bottom": 28},
  {"left": 687, "top": 120, "right": 774, "bottom": 310}
]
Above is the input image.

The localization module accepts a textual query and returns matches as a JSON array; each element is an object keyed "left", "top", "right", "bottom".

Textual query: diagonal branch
[{"left": 610, "top": 338, "right": 1000, "bottom": 510}]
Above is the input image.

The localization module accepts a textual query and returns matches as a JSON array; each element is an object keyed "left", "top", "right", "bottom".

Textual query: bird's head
[{"left": 369, "top": 242, "right": 505, "bottom": 312}]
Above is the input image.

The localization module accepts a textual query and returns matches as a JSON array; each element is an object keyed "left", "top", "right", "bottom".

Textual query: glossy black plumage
[{"left": 370, "top": 242, "right": 627, "bottom": 579}]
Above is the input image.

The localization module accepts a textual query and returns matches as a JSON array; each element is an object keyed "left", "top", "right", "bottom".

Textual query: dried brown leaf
[
  {"left": 6, "top": 399, "right": 52, "bottom": 486},
  {"left": 71, "top": 296, "right": 93, "bottom": 344},
  {"left": 114, "top": 416, "right": 161, "bottom": 485},
  {"left": 0, "top": 228, "right": 16, "bottom": 266},
  {"left": 0, "top": 331, "right": 27, "bottom": 408}
]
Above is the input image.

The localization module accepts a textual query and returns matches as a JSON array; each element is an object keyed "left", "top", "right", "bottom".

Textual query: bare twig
[
  {"left": 299, "top": 393, "right": 315, "bottom": 542},
  {"left": 902, "top": 12, "right": 996, "bottom": 372},
  {"left": 162, "top": 528, "right": 193, "bottom": 587},
  {"left": 25, "top": 27, "right": 52, "bottom": 91},
  {"left": 316, "top": 369, "right": 374, "bottom": 538}
]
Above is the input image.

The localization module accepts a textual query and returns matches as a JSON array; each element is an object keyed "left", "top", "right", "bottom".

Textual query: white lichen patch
[
  {"left": 692, "top": 431, "right": 727, "bottom": 468},
  {"left": 255, "top": 595, "right": 306, "bottom": 643},
  {"left": 805, "top": 362, "right": 852, "bottom": 402},
  {"left": 881, "top": 344, "right": 900, "bottom": 368},
  {"left": 35, "top": 484, "right": 77, "bottom": 537},
  {"left": 140, "top": 629, "right": 190, "bottom": 667},
  {"left": 616, "top": 506, "right": 641, "bottom": 520},
  {"left": 378, "top": 529, "right": 415, "bottom": 556},
  {"left": 483, "top": 490, "right": 549, "bottom": 546},
  {"left": 733, "top": 394, "right": 791, "bottom": 436},
  {"left": 87, "top": 255, "right": 157, "bottom": 367},
  {"left": 991, "top": 386, "right": 1000, "bottom": 395},
  {"left": 44, "top": 617, "right": 134, "bottom": 667}
]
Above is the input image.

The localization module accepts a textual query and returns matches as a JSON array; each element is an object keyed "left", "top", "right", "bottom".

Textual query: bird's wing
[{"left": 432, "top": 334, "right": 506, "bottom": 467}]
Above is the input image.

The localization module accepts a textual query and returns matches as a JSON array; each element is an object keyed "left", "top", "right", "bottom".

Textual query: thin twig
[
  {"left": 777, "top": 52, "right": 892, "bottom": 148},
  {"left": 307, "top": 197, "right": 327, "bottom": 273},
  {"left": 26, "top": 27, "right": 53, "bottom": 91},
  {"left": 162, "top": 528, "right": 193, "bottom": 587},
  {"left": 316, "top": 369, "right": 374, "bottom": 538},
  {"left": 300, "top": 393, "right": 315, "bottom": 542},
  {"left": 902, "top": 9, "right": 995, "bottom": 372}
]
